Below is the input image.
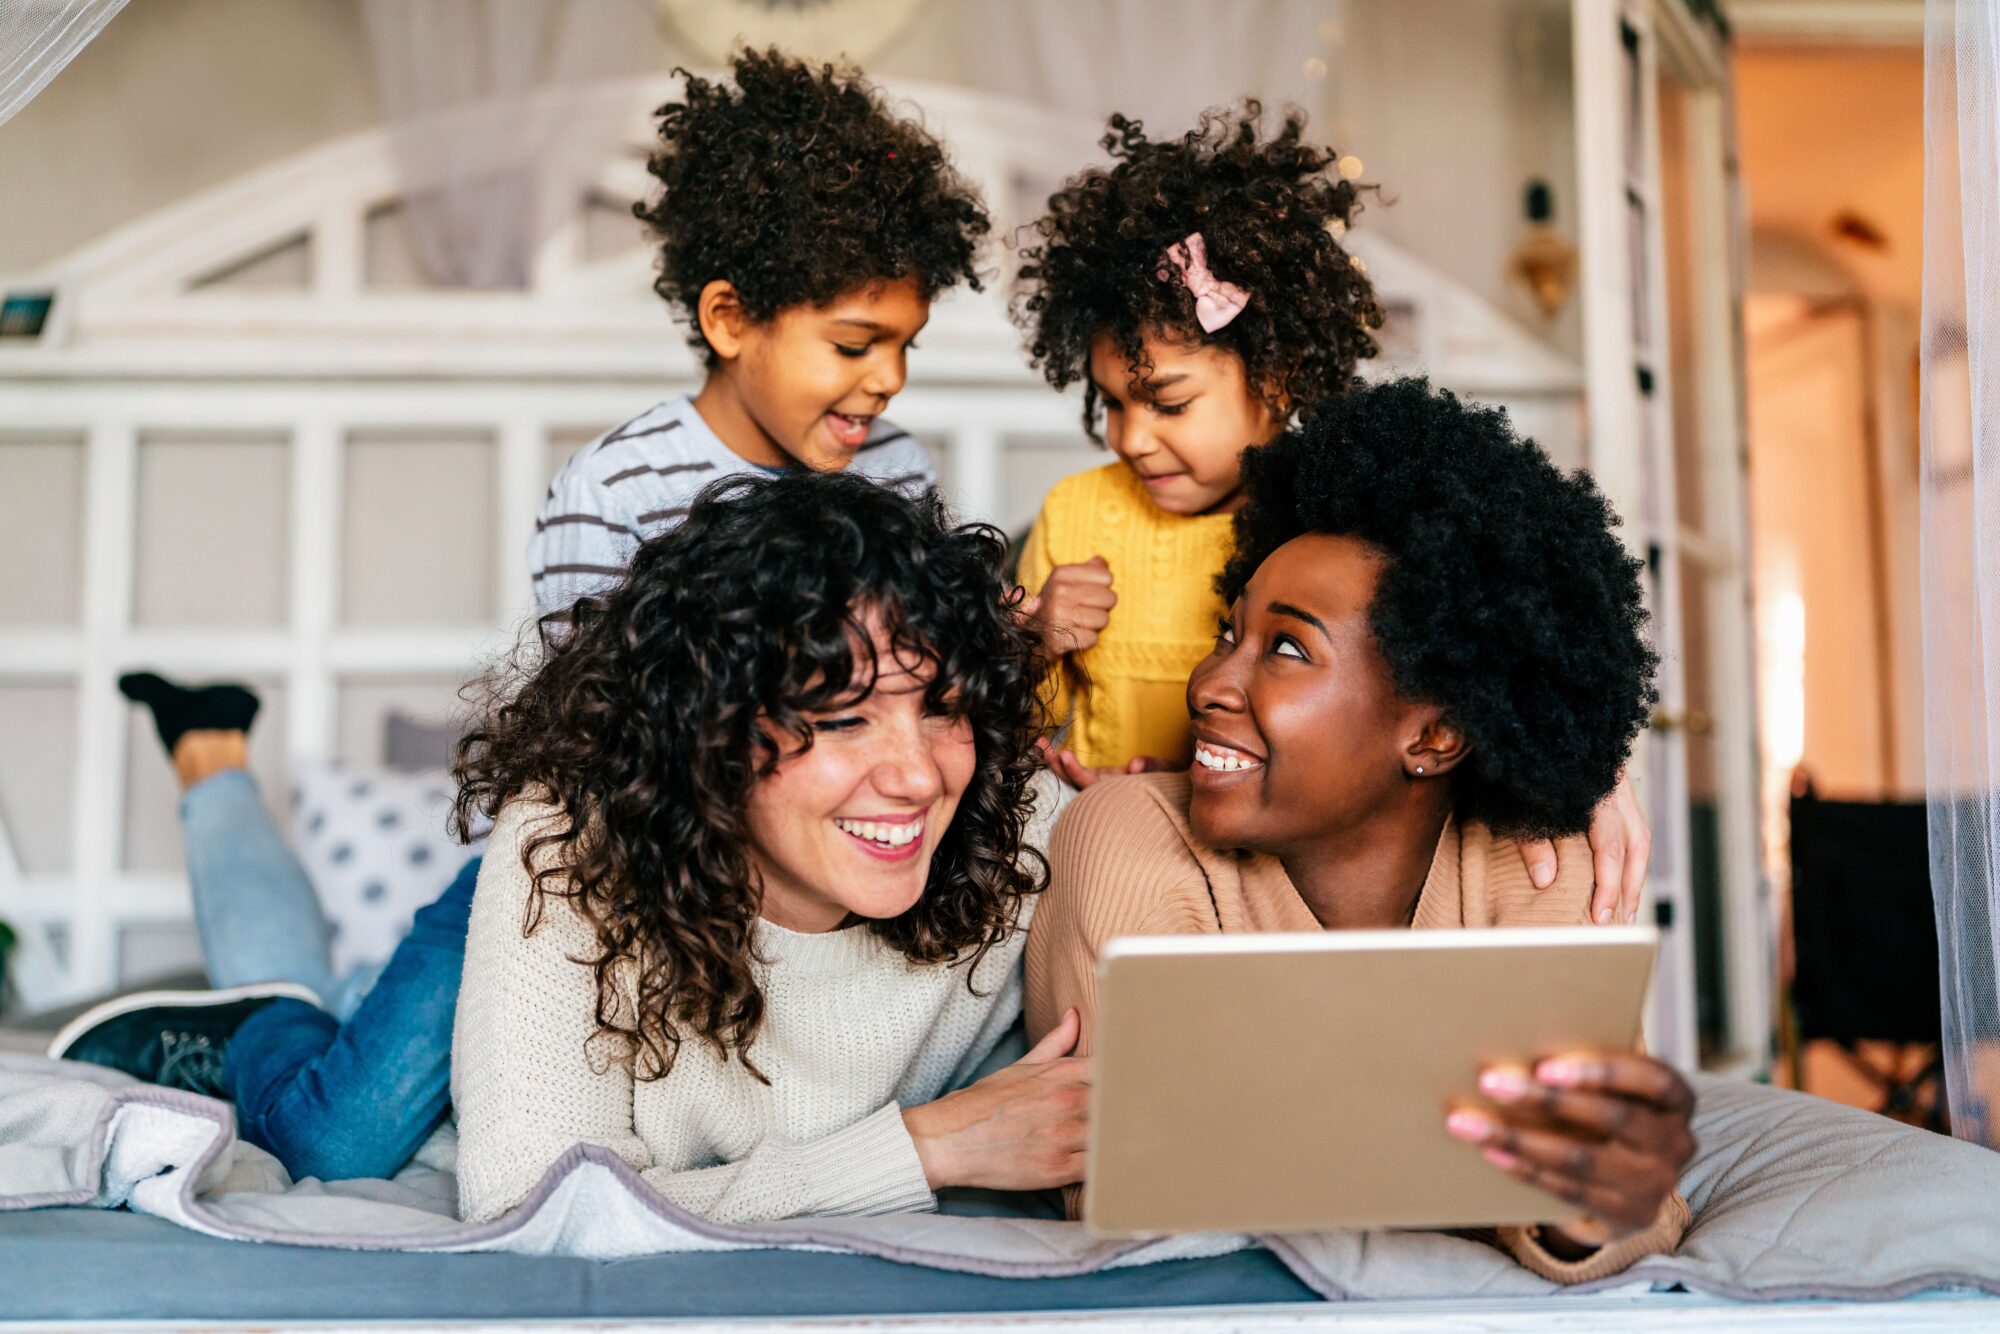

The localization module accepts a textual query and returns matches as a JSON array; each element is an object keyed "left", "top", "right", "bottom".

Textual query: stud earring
[{"left": 1414, "top": 765, "right": 1425, "bottom": 775}]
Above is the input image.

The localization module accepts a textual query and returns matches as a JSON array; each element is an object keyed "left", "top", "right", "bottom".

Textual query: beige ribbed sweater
[
  {"left": 453, "top": 800, "right": 1030, "bottom": 1225},
  {"left": 1024, "top": 772, "right": 1689, "bottom": 1285}
]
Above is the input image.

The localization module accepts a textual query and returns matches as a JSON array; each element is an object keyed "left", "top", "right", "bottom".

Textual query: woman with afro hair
[
  {"left": 1027, "top": 378, "right": 1693, "bottom": 1281},
  {"left": 1013, "top": 102, "right": 1650, "bottom": 925}
]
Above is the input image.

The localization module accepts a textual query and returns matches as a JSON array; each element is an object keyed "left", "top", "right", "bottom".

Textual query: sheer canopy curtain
[
  {"left": 0, "top": 0, "right": 128, "bottom": 129},
  {"left": 358, "top": 0, "right": 657, "bottom": 290},
  {"left": 1923, "top": 0, "right": 2000, "bottom": 1148},
  {"left": 946, "top": 0, "right": 1333, "bottom": 134}
]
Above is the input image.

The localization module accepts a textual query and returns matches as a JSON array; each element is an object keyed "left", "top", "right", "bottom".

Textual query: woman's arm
[{"left": 453, "top": 804, "right": 651, "bottom": 1224}]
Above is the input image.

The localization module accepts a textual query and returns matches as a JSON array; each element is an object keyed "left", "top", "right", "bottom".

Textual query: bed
[{"left": 6, "top": 1050, "right": 2000, "bottom": 1331}]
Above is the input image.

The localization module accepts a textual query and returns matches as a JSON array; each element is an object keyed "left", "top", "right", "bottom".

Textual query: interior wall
[
  {"left": 1736, "top": 43, "right": 1924, "bottom": 802},
  {"left": 0, "top": 0, "right": 380, "bottom": 276},
  {"left": 1745, "top": 296, "right": 1891, "bottom": 798},
  {"left": 1331, "top": 0, "right": 1582, "bottom": 359}
]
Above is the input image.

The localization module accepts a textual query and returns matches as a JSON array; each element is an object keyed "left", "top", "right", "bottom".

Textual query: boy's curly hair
[
  {"left": 637, "top": 47, "right": 990, "bottom": 362},
  {"left": 455, "top": 472, "right": 1047, "bottom": 1080},
  {"left": 1014, "top": 102, "right": 1383, "bottom": 440},
  {"left": 1220, "top": 378, "right": 1658, "bottom": 839}
]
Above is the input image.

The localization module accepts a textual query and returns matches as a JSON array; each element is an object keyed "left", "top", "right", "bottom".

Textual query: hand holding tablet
[
  {"left": 1084, "top": 925, "right": 1685, "bottom": 1237},
  {"left": 1449, "top": 1047, "right": 1696, "bottom": 1254}
]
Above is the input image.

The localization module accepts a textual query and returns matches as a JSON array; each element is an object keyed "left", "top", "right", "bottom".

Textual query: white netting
[
  {"left": 1923, "top": 0, "right": 2000, "bottom": 1147},
  {"left": 0, "top": 0, "right": 128, "bottom": 129},
  {"left": 357, "top": 0, "right": 656, "bottom": 290}
]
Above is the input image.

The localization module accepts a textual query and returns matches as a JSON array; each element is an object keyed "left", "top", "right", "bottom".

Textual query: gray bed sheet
[{"left": 0, "top": 1208, "right": 1316, "bottom": 1322}]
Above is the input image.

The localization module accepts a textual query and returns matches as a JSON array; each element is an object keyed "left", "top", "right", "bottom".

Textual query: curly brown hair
[
  {"left": 637, "top": 47, "right": 991, "bottom": 363},
  {"left": 454, "top": 472, "right": 1047, "bottom": 1080},
  {"left": 1013, "top": 101, "right": 1383, "bottom": 440}
]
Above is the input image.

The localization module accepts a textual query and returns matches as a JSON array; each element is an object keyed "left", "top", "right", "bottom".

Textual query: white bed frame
[{"left": 7, "top": 1291, "right": 2000, "bottom": 1333}]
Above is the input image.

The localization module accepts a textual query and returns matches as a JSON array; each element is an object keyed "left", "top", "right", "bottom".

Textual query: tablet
[{"left": 1083, "top": 925, "right": 1659, "bottom": 1236}]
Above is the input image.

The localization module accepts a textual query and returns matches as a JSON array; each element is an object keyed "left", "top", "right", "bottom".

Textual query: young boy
[{"left": 57, "top": 49, "right": 993, "bottom": 1187}]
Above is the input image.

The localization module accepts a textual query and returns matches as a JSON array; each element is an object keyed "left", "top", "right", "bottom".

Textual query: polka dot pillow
[{"left": 290, "top": 758, "right": 488, "bottom": 978}]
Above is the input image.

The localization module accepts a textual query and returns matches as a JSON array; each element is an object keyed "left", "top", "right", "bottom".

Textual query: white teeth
[
  {"left": 1194, "top": 742, "right": 1261, "bottom": 772},
  {"left": 835, "top": 817, "right": 922, "bottom": 847}
]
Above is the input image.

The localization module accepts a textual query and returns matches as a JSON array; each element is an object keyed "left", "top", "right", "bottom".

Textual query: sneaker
[{"left": 46, "top": 982, "right": 321, "bottom": 1098}]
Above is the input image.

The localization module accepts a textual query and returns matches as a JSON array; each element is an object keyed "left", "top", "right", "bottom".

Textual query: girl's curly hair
[
  {"left": 454, "top": 472, "right": 1047, "bottom": 1080},
  {"left": 637, "top": 47, "right": 990, "bottom": 362},
  {"left": 1013, "top": 101, "right": 1383, "bottom": 440},
  {"left": 1220, "top": 378, "right": 1658, "bottom": 840}
]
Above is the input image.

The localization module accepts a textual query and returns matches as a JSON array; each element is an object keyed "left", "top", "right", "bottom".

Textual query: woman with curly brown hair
[
  {"left": 452, "top": 472, "right": 1087, "bottom": 1225},
  {"left": 1013, "top": 102, "right": 1650, "bottom": 925}
]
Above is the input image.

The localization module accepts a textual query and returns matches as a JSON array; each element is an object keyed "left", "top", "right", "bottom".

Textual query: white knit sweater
[{"left": 452, "top": 800, "right": 1032, "bottom": 1226}]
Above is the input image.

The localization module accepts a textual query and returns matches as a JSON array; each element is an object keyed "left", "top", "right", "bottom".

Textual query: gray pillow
[{"left": 1612, "top": 1073, "right": 2000, "bottom": 1299}]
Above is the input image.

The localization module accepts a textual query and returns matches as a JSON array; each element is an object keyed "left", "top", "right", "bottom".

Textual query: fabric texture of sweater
[
  {"left": 1017, "top": 462, "right": 1236, "bottom": 771},
  {"left": 1023, "top": 771, "right": 1690, "bottom": 1285},
  {"left": 453, "top": 799, "right": 1030, "bottom": 1226}
]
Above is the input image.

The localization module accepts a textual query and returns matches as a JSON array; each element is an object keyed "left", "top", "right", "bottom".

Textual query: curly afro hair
[
  {"left": 637, "top": 48, "right": 990, "bottom": 362},
  {"left": 455, "top": 471, "right": 1047, "bottom": 1079},
  {"left": 1014, "top": 102, "right": 1383, "bottom": 440},
  {"left": 1220, "top": 378, "right": 1658, "bottom": 839}
]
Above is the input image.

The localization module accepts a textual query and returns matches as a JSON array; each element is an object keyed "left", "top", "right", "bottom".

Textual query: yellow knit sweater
[{"left": 1018, "top": 463, "right": 1237, "bottom": 770}]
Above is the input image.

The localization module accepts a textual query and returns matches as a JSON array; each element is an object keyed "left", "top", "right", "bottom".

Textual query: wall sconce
[{"left": 1510, "top": 179, "right": 1576, "bottom": 319}]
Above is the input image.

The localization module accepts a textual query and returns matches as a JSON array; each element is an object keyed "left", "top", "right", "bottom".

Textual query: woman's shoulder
[
  {"left": 1054, "top": 769, "right": 1201, "bottom": 855},
  {"left": 1461, "top": 821, "right": 1596, "bottom": 926},
  {"left": 1045, "top": 772, "right": 1216, "bottom": 933},
  {"left": 483, "top": 793, "right": 570, "bottom": 857}
]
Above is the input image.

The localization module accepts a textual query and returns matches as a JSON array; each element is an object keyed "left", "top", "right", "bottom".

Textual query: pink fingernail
[
  {"left": 1479, "top": 1069, "right": 1530, "bottom": 1100},
  {"left": 1446, "top": 1110, "right": 1492, "bottom": 1142},
  {"left": 1537, "top": 1060, "right": 1582, "bottom": 1086},
  {"left": 1483, "top": 1147, "right": 1520, "bottom": 1170},
  {"left": 1595, "top": 907, "right": 1614, "bottom": 925}
]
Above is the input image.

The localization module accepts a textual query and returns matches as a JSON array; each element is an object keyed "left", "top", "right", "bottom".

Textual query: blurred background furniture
[{"left": 1785, "top": 784, "right": 1945, "bottom": 1131}]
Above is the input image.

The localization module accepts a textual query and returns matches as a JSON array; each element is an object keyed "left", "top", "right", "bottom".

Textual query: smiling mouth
[
  {"left": 825, "top": 412, "right": 873, "bottom": 448},
  {"left": 1193, "top": 740, "right": 1263, "bottom": 773},
  {"left": 833, "top": 815, "right": 926, "bottom": 861}
]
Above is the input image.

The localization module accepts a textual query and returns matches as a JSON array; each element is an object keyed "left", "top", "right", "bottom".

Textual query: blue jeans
[
  {"left": 177, "top": 770, "right": 475, "bottom": 1181},
  {"left": 229, "top": 855, "right": 478, "bottom": 1182}
]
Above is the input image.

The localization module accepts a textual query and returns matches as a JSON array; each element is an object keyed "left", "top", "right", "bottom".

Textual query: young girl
[
  {"left": 1013, "top": 104, "right": 1648, "bottom": 923},
  {"left": 60, "top": 49, "right": 1000, "bottom": 1188},
  {"left": 454, "top": 472, "right": 1083, "bottom": 1224}
]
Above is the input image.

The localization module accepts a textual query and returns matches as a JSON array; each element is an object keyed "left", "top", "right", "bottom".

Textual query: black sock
[{"left": 118, "top": 672, "right": 261, "bottom": 756}]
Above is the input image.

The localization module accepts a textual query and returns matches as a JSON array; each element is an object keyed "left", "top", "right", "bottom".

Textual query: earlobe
[
  {"left": 1408, "top": 716, "right": 1470, "bottom": 778},
  {"left": 698, "top": 279, "right": 747, "bottom": 360}
]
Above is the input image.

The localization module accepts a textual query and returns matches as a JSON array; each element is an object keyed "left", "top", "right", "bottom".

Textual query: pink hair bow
[{"left": 1161, "top": 232, "right": 1250, "bottom": 333}]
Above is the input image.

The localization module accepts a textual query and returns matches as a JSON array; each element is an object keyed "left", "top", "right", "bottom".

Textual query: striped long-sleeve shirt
[{"left": 528, "top": 396, "right": 937, "bottom": 616}]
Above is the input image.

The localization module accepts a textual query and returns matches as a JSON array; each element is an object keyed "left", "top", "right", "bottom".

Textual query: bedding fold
[{"left": 4, "top": 1054, "right": 2000, "bottom": 1305}]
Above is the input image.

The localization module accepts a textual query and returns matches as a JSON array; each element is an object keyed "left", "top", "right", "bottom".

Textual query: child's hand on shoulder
[
  {"left": 1020, "top": 556, "right": 1117, "bottom": 656},
  {"left": 1039, "top": 740, "right": 1171, "bottom": 791}
]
